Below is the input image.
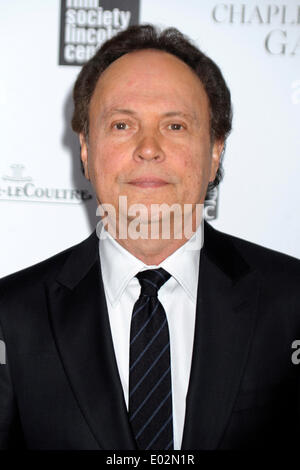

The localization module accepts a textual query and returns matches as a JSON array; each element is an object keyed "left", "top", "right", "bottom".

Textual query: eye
[
  {"left": 168, "top": 123, "right": 184, "bottom": 131},
  {"left": 113, "top": 122, "right": 129, "bottom": 130}
]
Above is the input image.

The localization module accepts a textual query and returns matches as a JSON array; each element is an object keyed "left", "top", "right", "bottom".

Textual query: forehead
[{"left": 90, "top": 49, "right": 209, "bottom": 117}]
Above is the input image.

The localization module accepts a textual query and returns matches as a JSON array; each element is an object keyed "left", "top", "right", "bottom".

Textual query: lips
[{"left": 128, "top": 177, "right": 169, "bottom": 188}]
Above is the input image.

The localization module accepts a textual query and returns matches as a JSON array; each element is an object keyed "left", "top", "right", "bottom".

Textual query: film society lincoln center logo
[{"left": 59, "top": 0, "right": 140, "bottom": 65}]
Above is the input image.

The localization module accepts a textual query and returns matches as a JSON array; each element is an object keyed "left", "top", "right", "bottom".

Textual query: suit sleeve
[{"left": 0, "top": 322, "right": 26, "bottom": 449}]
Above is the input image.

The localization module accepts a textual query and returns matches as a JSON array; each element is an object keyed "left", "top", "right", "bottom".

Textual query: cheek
[
  {"left": 172, "top": 140, "right": 212, "bottom": 200},
  {"left": 173, "top": 140, "right": 209, "bottom": 178},
  {"left": 90, "top": 139, "right": 126, "bottom": 180}
]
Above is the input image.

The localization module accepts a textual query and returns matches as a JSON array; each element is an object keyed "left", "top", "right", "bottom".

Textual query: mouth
[{"left": 127, "top": 177, "right": 169, "bottom": 188}]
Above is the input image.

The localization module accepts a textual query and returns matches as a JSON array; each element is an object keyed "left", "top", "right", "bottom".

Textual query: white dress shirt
[{"left": 99, "top": 223, "right": 202, "bottom": 450}]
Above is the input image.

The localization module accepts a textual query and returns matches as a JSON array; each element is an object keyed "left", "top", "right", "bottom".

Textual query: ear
[
  {"left": 79, "top": 133, "right": 90, "bottom": 180},
  {"left": 209, "top": 139, "right": 224, "bottom": 183}
]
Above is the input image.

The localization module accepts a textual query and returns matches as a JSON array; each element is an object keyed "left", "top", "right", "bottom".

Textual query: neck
[
  {"left": 102, "top": 206, "right": 203, "bottom": 265},
  {"left": 115, "top": 237, "right": 190, "bottom": 266}
]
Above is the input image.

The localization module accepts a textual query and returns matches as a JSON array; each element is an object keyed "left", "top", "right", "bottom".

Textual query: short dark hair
[{"left": 72, "top": 24, "right": 232, "bottom": 191}]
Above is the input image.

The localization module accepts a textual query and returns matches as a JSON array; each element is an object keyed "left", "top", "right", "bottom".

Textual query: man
[{"left": 0, "top": 24, "right": 300, "bottom": 450}]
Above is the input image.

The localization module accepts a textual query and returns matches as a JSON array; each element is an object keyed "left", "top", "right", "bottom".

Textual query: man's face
[{"left": 80, "top": 49, "right": 223, "bottom": 226}]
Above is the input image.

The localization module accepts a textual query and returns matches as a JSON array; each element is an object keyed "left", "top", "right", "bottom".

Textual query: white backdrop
[{"left": 1, "top": 0, "right": 299, "bottom": 277}]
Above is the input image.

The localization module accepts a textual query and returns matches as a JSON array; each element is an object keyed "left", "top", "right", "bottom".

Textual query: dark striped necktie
[{"left": 128, "top": 268, "right": 174, "bottom": 450}]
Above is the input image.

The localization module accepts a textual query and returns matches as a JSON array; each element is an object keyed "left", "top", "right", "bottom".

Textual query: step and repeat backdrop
[{"left": 0, "top": 0, "right": 299, "bottom": 277}]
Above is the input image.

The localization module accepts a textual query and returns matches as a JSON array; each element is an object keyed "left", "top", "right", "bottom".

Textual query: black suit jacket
[{"left": 0, "top": 221, "right": 300, "bottom": 450}]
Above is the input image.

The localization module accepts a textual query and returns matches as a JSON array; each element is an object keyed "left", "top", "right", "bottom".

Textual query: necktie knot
[{"left": 136, "top": 268, "right": 171, "bottom": 297}]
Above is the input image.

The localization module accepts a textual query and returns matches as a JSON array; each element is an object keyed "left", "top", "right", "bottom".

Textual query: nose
[{"left": 133, "top": 132, "right": 165, "bottom": 163}]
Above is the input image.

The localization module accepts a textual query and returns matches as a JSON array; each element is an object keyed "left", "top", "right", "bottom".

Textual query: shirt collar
[{"left": 99, "top": 221, "right": 203, "bottom": 307}]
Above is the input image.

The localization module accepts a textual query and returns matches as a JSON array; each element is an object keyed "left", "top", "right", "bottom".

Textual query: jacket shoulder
[
  {"left": 0, "top": 231, "right": 96, "bottom": 299},
  {"left": 214, "top": 225, "right": 300, "bottom": 278}
]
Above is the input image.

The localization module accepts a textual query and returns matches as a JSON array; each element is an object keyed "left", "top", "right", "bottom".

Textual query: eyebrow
[{"left": 102, "top": 108, "right": 197, "bottom": 122}]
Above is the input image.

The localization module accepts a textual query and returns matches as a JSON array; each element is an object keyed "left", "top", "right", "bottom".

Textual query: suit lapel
[
  {"left": 45, "top": 231, "right": 137, "bottom": 450},
  {"left": 181, "top": 221, "right": 261, "bottom": 450}
]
